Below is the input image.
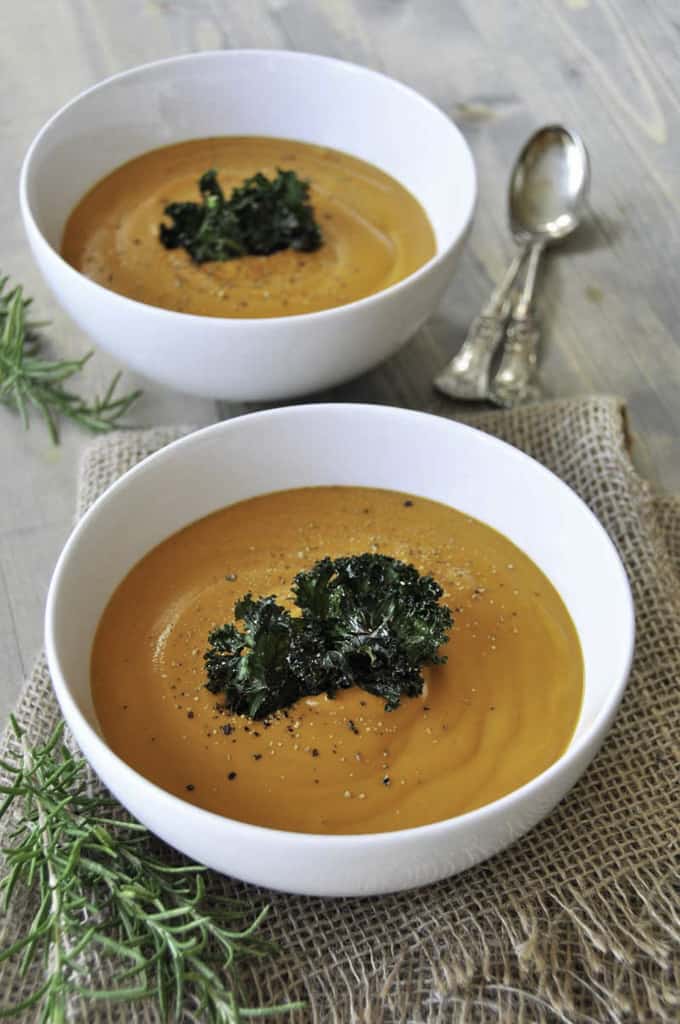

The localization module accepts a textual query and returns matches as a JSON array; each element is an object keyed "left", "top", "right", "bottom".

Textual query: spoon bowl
[{"left": 509, "top": 125, "right": 590, "bottom": 244}]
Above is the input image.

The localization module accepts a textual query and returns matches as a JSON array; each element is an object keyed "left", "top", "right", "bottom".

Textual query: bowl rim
[
  {"left": 19, "top": 48, "right": 477, "bottom": 328},
  {"left": 44, "top": 403, "right": 636, "bottom": 848}
]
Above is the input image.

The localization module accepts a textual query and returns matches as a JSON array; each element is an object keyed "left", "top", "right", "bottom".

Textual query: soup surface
[
  {"left": 92, "top": 487, "right": 583, "bottom": 834},
  {"left": 61, "top": 137, "right": 436, "bottom": 318}
]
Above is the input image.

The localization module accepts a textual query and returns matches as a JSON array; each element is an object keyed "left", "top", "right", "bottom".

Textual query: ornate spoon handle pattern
[
  {"left": 434, "top": 250, "right": 526, "bottom": 401},
  {"left": 490, "top": 240, "right": 544, "bottom": 407},
  {"left": 490, "top": 315, "right": 541, "bottom": 407}
]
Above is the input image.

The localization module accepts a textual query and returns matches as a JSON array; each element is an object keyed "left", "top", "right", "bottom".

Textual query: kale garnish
[
  {"left": 159, "top": 168, "right": 323, "bottom": 264},
  {"left": 204, "top": 595, "right": 301, "bottom": 719},
  {"left": 204, "top": 554, "right": 452, "bottom": 719}
]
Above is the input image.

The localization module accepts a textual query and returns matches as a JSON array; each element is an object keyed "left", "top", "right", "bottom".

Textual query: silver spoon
[
  {"left": 435, "top": 124, "right": 590, "bottom": 404},
  {"left": 489, "top": 125, "right": 590, "bottom": 407}
]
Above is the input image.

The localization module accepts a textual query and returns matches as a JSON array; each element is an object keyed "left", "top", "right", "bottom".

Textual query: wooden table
[{"left": 2, "top": 0, "right": 678, "bottom": 729}]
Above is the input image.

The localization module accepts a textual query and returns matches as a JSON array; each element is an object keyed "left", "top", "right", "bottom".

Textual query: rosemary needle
[
  {"left": 0, "top": 717, "right": 304, "bottom": 1022},
  {"left": 0, "top": 274, "right": 142, "bottom": 443}
]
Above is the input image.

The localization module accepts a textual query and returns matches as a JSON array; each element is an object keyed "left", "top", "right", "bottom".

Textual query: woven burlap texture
[{"left": 1, "top": 396, "right": 678, "bottom": 1023}]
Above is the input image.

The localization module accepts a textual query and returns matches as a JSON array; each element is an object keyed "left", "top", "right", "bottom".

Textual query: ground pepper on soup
[
  {"left": 62, "top": 137, "right": 436, "bottom": 318},
  {"left": 91, "top": 486, "right": 584, "bottom": 835}
]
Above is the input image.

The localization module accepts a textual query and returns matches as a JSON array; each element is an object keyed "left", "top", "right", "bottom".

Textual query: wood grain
[{"left": 1, "top": 0, "right": 678, "bottom": 731}]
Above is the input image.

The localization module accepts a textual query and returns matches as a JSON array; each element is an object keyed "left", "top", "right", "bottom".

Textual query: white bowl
[
  {"left": 20, "top": 50, "right": 476, "bottom": 401},
  {"left": 45, "top": 405, "right": 634, "bottom": 897}
]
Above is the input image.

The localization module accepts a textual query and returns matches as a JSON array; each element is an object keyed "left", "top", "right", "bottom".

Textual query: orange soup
[
  {"left": 91, "top": 487, "right": 583, "bottom": 835},
  {"left": 61, "top": 137, "right": 436, "bottom": 318}
]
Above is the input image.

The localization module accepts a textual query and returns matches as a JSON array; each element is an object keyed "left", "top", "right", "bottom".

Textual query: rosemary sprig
[
  {"left": 0, "top": 717, "right": 303, "bottom": 1022},
  {"left": 0, "top": 274, "right": 142, "bottom": 443}
]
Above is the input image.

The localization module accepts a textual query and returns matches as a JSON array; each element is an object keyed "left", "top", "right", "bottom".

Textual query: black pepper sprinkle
[
  {"left": 187, "top": 711, "right": 194, "bottom": 719},
  {"left": 252, "top": 731, "right": 260, "bottom": 738},
  {"left": 311, "top": 748, "right": 320, "bottom": 758},
  {"left": 403, "top": 499, "right": 414, "bottom": 507},
  {"left": 382, "top": 776, "right": 391, "bottom": 786},
  {"left": 347, "top": 719, "right": 360, "bottom": 735},
  {"left": 222, "top": 724, "right": 234, "bottom": 735},
  {"left": 122, "top": 705, "right": 128, "bottom": 710},
  {"left": 423, "top": 705, "right": 431, "bottom": 712},
  {"left": 253, "top": 754, "right": 262, "bottom": 761},
  {"left": 228, "top": 772, "right": 237, "bottom": 781},
  {"left": 186, "top": 784, "right": 195, "bottom": 792}
]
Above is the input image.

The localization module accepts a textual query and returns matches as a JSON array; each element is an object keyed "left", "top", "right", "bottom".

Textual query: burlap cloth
[{"left": 1, "top": 396, "right": 678, "bottom": 1023}]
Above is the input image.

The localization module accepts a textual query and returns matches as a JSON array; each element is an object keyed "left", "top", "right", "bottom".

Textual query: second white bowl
[
  {"left": 45, "top": 405, "right": 634, "bottom": 896},
  {"left": 20, "top": 50, "right": 476, "bottom": 400}
]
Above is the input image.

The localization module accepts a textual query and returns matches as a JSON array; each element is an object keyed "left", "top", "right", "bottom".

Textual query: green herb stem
[
  {"left": 0, "top": 274, "right": 141, "bottom": 443},
  {"left": 0, "top": 717, "right": 303, "bottom": 1021}
]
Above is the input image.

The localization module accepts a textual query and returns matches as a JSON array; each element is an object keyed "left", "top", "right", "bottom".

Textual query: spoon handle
[
  {"left": 489, "top": 316, "right": 541, "bottom": 407},
  {"left": 512, "top": 240, "right": 544, "bottom": 320},
  {"left": 490, "top": 241, "right": 544, "bottom": 407},
  {"left": 434, "top": 249, "right": 527, "bottom": 401}
]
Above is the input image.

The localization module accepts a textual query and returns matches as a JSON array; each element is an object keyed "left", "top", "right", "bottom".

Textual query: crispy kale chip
[
  {"left": 159, "top": 168, "right": 322, "bottom": 264},
  {"left": 292, "top": 554, "right": 452, "bottom": 709},
  {"left": 204, "top": 554, "right": 452, "bottom": 720},
  {"left": 204, "top": 595, "right": 301, "bottom": 719}
]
